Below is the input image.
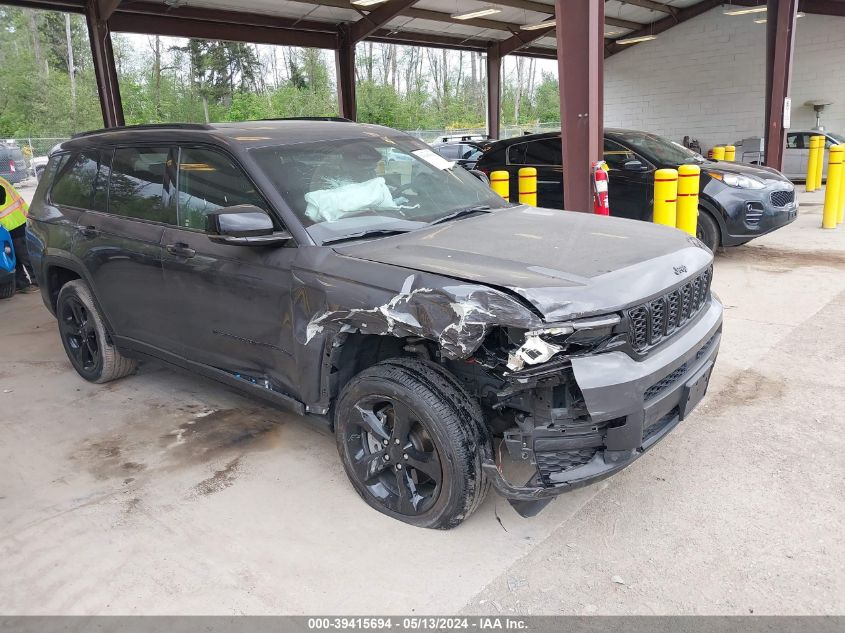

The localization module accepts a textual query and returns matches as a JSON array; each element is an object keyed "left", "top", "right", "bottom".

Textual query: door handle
[
  {"left": 166, "top": 243, "right": 196, "bottom": 258},
  {"left": 78, "top": 225, "right": 98, "bottom": 238}
]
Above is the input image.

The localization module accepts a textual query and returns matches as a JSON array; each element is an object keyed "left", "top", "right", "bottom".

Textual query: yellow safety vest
[{"left": 0, "top": 176, "right": 28, "bottom": 232}]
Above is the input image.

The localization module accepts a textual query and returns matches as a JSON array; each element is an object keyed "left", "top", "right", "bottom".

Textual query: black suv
[
  {"left": 28, "top": 121, "right": 722, "bottom": 528},
  {"left": 476, "top": 129, "right": 798, "bottom": 251}
]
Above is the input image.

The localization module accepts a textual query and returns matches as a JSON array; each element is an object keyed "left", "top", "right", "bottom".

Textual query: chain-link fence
[{"left": 3, "top": 138, "right": 69, "bottom": 178}]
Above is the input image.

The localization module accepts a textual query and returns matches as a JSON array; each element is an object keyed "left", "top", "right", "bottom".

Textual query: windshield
[
  {"left": 613, "top": 131, "right": 706, "bottom": 166},
  {"left": 251, "top": 135, "right": 509, "bottom": 244}
]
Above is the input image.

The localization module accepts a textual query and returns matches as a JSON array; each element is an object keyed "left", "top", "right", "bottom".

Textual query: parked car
[
  {"left": 778, "top": 130, "right": 845, "bottom": 181},
  {"left": 431, "top": 135, "right": 494, "bottom": 169},
  {"left": 475, "top": 129, "right": 798, "bottom": 251},
  {"left": 30, "top": 155, "right": 49, "bottom": 180},
  {"left": 0, "top": 226, "right": 15, "bottom": 298},
  {"left": 0, "top": 143, "right": 28, "bottom": 184},
  {"left": 28, "top": 120, "right": 722, "bottom": 528}
]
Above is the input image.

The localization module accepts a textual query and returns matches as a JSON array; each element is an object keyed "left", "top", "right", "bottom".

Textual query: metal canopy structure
[{"left": 5, "top": 0, "right": 845, "bottom": 209}]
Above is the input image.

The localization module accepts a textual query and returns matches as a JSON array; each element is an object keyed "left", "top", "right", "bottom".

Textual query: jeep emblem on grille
[{"left": 673, "top": 265, "right": 687, "bottom": 275}]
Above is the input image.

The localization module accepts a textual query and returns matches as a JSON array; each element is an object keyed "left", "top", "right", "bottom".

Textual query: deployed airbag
[{"left": 305, "top": 177, "right": 397, "bottom": 223}]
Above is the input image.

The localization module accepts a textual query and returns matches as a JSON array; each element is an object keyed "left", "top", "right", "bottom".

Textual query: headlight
[{"left": 708, "top": 171, "right": 765, "bottom": 189}]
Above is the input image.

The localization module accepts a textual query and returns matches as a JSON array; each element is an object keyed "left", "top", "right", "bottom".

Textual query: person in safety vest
[{"left": 0, "top": 176, "right": 36, "bottom": 292}]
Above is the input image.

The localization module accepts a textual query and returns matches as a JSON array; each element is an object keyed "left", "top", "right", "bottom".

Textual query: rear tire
[
  {"left": 56, "top": 280, "right": 137, "bottom": 383},
  {"left": 0, "top": 280, "right": 14, "bottom": 299},
  {"left": 334, "top": 357, "right": 491, "bottom": 529},
  {"left": 696, "top": 210, "right": 721, "bottom": 252}
]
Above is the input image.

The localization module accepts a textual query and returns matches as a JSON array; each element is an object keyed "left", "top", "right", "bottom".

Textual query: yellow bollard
[
  {"left": 490, "top": 170, "right": 510, "bottom": 202},
  {"left": 814, "top": 135, "right": 826, "bottom": 188},
  {"left": 711, "top": 146, "right": 725, "bottom": 161},
  {"left": 676, "top": 164, "right": 701, "bottom": 236},
  {"left": 839, "top": 168, "right": 845, "bottom": 225},
  {"left": 806, "top": 135, "right": 820, "bottom": 191},
  {"left": 822, "top": 144, "right": 843, "bottom": 229},
  {"left": 724, "top": 145, "right": 736, "bottom": 161},
  {"left": 653, "top": 168, "right": 679, "bottom": 228},
  {"left": 518, "top": 167, "right": 537, "bottom": 206}
]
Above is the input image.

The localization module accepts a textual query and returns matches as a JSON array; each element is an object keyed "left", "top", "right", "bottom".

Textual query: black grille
[
  {"left": 626, "top": 266, "right": 712, "bottom": 353},
  {"left": 770, "top": 190, "right": 794, "bottom": 207},
  {"left": 536, "top": 449, "right": 597, "bottom": 484},
  {"left": 644, "top": 363, "right": 688, "bottom": 401},
  {"left": 642, "top": 331, "right": 719, "bottom": 402}
]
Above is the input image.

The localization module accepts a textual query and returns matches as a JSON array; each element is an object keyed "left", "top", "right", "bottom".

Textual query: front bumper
[
  {"left": 483, "top": 297, "right": 722, "bottom": 511},
  {"left": 715, "top": 185, "right": 798, "bottom": 246}
]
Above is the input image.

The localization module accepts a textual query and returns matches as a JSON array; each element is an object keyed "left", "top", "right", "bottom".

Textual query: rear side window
[
  {"left": 50, "top": 151, "right": 100, "bottom": 208},
  {"left": 109, "top": 147, "right": 175, "bottom": 224},
  {"left": 508, "top": 139, "right": 560, "bottom": 166},
  {"left": 176, "top": 147, "right": 267, "bottom": 230},
  {"left": 435, "top": 144, "right": 460, "bottom": 160}
]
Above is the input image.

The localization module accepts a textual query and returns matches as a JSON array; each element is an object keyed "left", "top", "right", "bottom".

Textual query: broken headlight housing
[{"left": 505, "top": 314, "right": 622, "bottom": 371}]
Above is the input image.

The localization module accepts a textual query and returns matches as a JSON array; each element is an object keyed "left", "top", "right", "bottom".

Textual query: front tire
[
  {"left": 696, "top": 210, "right": 721, "bottom": 252},
  {"left": 334, "top": 357, "right": 491, "bottom": 529},
  {"left": 56, "top": 280, "right": 137, "bottom": 383}
]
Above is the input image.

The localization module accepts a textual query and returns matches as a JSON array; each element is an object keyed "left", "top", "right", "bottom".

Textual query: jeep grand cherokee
[{"left": 27, "top": 120, "right": 723, "bottom": 528}]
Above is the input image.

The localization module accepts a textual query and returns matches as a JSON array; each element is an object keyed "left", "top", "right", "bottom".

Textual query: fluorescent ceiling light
[
  {"left": 451, "top": 6, "right": 501, "bottom": 20},
  {"left": 351, "top": 0, "right": 388, "bottom": 6},
  {"left": 604, "top": 30, "right": 623, "bottom": 37},
  {"left": 616, "top": 34, "right": 657, "bottom": 45},
  {"left": 754, "top": 11, "right": 804, "bottom": 23},
  {"left": 724, "top": 5, "right": 767, "bottom": 15},
  {"left": 521, "top": 19, "right": 555, "bottom": 30}
]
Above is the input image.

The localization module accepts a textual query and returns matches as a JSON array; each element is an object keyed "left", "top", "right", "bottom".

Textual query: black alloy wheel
[
  {"left": 334, "top": 358, "right": 490, "bottom": 529},
  {"left": 59, "top": 294, "right": 100, "bottom": 375},
  {"left": 343, "top": 395, "right": 443, "bottom": 516}
]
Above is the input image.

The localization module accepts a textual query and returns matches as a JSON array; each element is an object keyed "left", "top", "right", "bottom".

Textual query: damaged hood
[{"left": 334, "top": 207, "right": 713, "bottom": 321}]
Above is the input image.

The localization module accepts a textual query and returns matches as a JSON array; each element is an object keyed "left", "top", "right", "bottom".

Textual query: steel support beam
[
  {"left": 498, "top": 25, "right": 555, "bottom": 56},
  {"left": 486, "top": 47, "right": 501, "bottom": 140},
  {"left": 764, "top": 0, "right": 799, "bottom": 170},
  {"left": 556, "top": 0, "right": 603, "bottom": 213},
  {"left": 336, "top": 27, "right": 357, "bottom": 120},
  {"left": 85, "top": 0, "right": 123, "bottom": 127},
  {"left": 616, "top": 0, "right": 677, "bottom": 15},
  {"left": 349, "top": 0, "right": 418, "bottom": 43},
  {"left": 96, "top": 0, "right": 120, "bottom": 21},
  {"left": 604, "top": 0, "right": 722, "bottom": 56},
  {"left": 108, "top": 11, "right": 337, "bottom": 48}
]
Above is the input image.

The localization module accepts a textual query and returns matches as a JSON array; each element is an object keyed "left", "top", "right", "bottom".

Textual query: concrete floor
[{"left": 1, "top": 185, "right": 843, "bottom": 615}]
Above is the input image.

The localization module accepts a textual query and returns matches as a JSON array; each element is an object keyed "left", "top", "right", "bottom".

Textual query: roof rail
[
  {"left": 71, "top": 123, "right": 213, "bottom": 138},
  {"left": 256, "top": 117, "right": 353, "bottom": 123}
]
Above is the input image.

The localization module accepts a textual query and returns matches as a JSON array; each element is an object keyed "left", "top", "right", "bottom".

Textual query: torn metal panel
[{"left": 304, "top": 274, "right": 543, "bottom": 360}]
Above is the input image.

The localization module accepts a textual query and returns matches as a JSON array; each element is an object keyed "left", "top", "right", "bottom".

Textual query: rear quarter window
[{"left": 50, "top": 151, "right": 100, "bottom": 209}]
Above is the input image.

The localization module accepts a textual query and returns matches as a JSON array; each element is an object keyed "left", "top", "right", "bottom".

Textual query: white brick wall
[{"left": 605, "top": 7, "right": 845, "bottom": 151}]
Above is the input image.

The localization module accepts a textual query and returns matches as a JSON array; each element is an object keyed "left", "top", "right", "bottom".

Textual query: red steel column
[
  {"left": 85, "top": 0, "right": 124, "bottom": 128},
  {"left": 764, "top": 0, "right": 799, "bottom": 170},
  {"left": 486, "top": 45, "right": 501, "bottom": 140},
  {"left": 335, "top": 27, "right": 357, "bottom": 121},
  {"left": 556, "top": 0, "right": 603, "bottom": 212}
]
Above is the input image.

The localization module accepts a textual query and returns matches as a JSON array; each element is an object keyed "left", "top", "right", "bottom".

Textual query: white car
[
  {"left": 781, "top": 130, "right": 845, "bottom": 181},
  {"left": 30, "top": 155, "right": 49, "bottom": 180}
]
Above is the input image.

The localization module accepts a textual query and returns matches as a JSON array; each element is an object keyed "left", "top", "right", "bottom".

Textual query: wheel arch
[
  {"left": 43, "top": 255, "right": 116, "bottom": 337},
  {"left": 698, "top": 196, "right": 726, "bottom": 245}
]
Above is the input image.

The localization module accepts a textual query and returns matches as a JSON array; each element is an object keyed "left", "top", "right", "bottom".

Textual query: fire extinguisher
[{"left": 592, "top": 160, "right": 610, "bottom": 215}]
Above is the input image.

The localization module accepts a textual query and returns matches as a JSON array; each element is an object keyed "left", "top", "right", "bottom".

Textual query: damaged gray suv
[{"left": 28, "top": 120, "right": 723, "bottom": 528}]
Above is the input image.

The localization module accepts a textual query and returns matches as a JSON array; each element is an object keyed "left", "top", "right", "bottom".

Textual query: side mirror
[
  {"left": 206, "top": 205, "right": 292, "bottom": 246},
  {"left": 623, "top": 159, "right": 649, "bottom": 172},
  {"left": 468, "top": 169, "right": 490, "bottom": 185}
]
